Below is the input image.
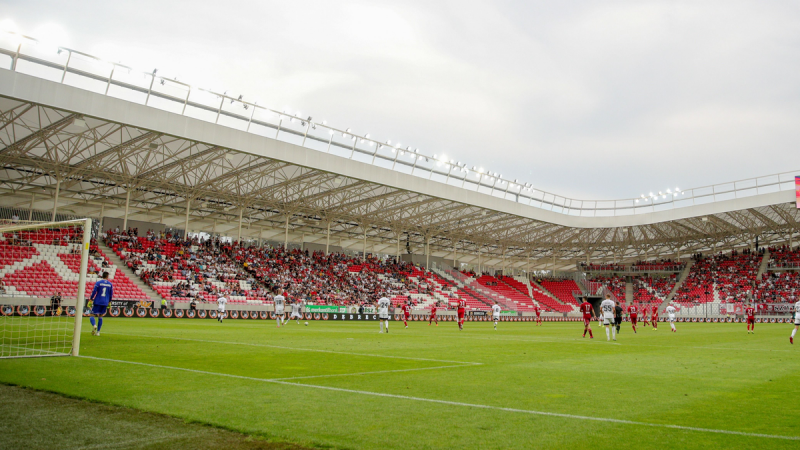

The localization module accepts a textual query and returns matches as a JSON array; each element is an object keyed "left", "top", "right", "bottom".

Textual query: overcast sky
[{"left": 4, "top": 0, "right": 799, "bottom": 199}]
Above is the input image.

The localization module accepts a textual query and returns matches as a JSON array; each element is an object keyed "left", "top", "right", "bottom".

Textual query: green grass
[{"left": 1, "top": 317, "right": 799, "bottom": 449}]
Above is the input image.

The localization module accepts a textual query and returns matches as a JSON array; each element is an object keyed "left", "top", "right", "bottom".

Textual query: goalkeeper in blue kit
[{"left": 89, "top": 272, "right": 114, "bottom": 336}]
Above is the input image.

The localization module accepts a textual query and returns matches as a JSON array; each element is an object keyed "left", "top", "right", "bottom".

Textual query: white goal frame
[{"left": 0, "top": 218, "right": 92, "bottom": 358}]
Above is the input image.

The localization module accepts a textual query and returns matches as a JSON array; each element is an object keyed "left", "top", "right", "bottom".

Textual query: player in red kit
[
  {"left": 651, "top": 307, "right": 659, "bottom": 330},
  {"left": 535, "top": 306, "right": 542, "bottom": 326},
  {"left": 745, "top": 304, "right": 756, "bottom": 334},
  {"left": 627, "top": 303, "right": 639, "bottom": 333},
  {"left": 429, "top": 304, "right": 438, "bottom": 326},
  {"left": 579, "top": 298, "right": 594, "bottom": 338},
  {"left": 455, "top": 299, "right": 467, "bottom": 330},
  {"left": 401, "top": 302, "right": 411, "bottom": 328},
  {"left": 641, "top": 306, "right": 650, "bottom": 327}
]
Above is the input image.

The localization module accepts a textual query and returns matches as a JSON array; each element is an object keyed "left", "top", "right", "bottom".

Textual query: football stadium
[{"left": 0, "top": 5, "right": 799, "bottom": 450}]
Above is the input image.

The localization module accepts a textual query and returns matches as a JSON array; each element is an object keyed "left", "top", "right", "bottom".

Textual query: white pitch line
[
  {"left": 78, "top": 355, "right": 799, "bottom": 441},
  {"left": 100, "top": 332, "right": 481, "bottom": 365},
  {"left": 269, "top": 364, "right": 473, "bottom": 381}
]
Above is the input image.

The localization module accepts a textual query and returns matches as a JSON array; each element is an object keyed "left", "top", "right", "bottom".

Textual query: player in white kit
[
  {"left": 666, "top": 304, "right": 677, "bottom": 332},
  {"left": 492, "top": 302, "right": 501, "bottom": 330},
  {"left": 273, "top": 289, "right": 286, "bottom": 328},
  {"left": 290, "top": 299, "right": 304, "bottom": 324},
  {"left": 377, "top": 295, "right": 391, "bottom": 333},
  {"left": 600, "top": 295, "right": 616, "bottom": 341},
  {"left": 216, "top": 296, "right": 227, "bottom": 323},
  {"left": 790, "top": 299, "right": 800, "bottom": 344}
]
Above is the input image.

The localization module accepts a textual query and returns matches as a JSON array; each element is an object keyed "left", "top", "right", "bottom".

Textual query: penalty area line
[{"left": 78, "top": 355, "right": 798, "bottom": 441}]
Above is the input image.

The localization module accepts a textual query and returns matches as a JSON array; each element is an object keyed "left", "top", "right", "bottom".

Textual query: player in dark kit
[
  {"left": 579, "top": 298, "right": 595, "bottom": 338},
  {"left": 401, "top": 302, "right": 411, "bottom": 328},
  {"left": 429, "top": 304, "right": 438, "bottom": 326},
  {"left": 745, "top": 304, "right": 756, "bottom": 334},
  {"left": 89, "top": 272, "right": 114, "bottom": 336},
  {"left": 614, "top": 301, "right": 623, "bottom": 334},
  {"left": 627, "top": 303, "right": 639, "bottom": 333}
]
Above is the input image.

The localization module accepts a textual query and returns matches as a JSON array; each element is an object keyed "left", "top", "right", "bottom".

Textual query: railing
[
  {"left": 768, "top": 262, "right": 800, "bottom": 270},
  {"left": 579, "top": 263, "right": 685, "bottom": 273},
  {"left": 0, "top": 30, "right": 797, "bottom": 218}
]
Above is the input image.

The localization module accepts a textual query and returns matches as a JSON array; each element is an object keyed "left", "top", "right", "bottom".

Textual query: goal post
[{"left": 0, "top": 218, "right": 92, "bottom": 358}]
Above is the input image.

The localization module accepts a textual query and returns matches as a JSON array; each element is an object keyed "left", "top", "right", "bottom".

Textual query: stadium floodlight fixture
[{"left": 635, "top": 199, "right": 639, "bottom": 203}]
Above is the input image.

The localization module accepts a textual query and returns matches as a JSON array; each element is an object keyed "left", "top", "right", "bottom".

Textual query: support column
[
  {"left": 453, "top": 241, "right": 457, "bottom": 268},
  {"left": 426, "top": 236, "right": 430, "bottom": 269},
  {"left": 284, "top": 215, "right": 289, "bottom": 249},
  {"left": 122, "top": 189, "right": 131, "bottom": 231},
  {"left": 183, "top": 198, "right": 191, "bottom": 240},
  {"left": 325, "top": 221, "right": 331, "bottom": 255},
  {"left": 502, "top": 248, "right": 506, "bottom": 275},
  {"left": 99, "top": 203, "right": 105, "bottom": 231},
  {"left": 478, "top": 249, "right": 482, "bottom": 274},
  {"left": 363, "top": 228, "right": 368, "bottom": 258},
  {"left": 396, "top": 232, "right": 401, "bottom": 263},
  {"left": 237, "top": 208, "right": 243, "bottom": 242},
  {"left": 51, "top": 178, "right": 61, "bottom": 221},
  {"left": 28, "top": 192, "right": 35, "bottom": 221}
]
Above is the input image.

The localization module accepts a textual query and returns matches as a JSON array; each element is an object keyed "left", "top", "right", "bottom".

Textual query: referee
[{"left": 614, "top": 301, "right": 623, "bottom": 335}]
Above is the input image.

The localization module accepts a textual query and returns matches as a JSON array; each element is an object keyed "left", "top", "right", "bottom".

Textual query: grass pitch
[{"left": 1, "top": 317, "right": 798, "bottom": 449}]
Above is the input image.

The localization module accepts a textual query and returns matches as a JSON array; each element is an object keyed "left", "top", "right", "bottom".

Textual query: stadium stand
[
  {"left": 755, "top": 270, "right": 800, "bottom": 303},
  {"left": 674, "top": 250, "right": 762, "bottom": 305},
  {"left": 0, "top": 228, "right": 149, "bottom": 300},
  {"left": 633, "top": 275, "right": 677, "bottom": 306},
  {"left": 589, "top": 275, "right": 625, "bottom": 301},
  {"left": 538, "top": 279, "right": 581, "bottom": 308},
  {"left": 767, "top": 245, "right": 800, "bottom": 269}
]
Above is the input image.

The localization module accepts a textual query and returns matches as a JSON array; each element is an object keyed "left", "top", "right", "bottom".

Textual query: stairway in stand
[{"left": 97, "top": 240, "right": 160, "bottom": 304}]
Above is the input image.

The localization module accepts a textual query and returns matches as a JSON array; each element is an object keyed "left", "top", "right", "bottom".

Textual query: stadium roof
[{"left": 0, "top": 34, "right": 798, "bottom": 270}]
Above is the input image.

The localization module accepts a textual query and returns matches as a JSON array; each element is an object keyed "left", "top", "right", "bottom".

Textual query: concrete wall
[
  {"left": 303, "top": 242, "right": 344, "bottom": 254},
  {"left": 102, "top": 217, "right": 166, "bottom": 234}
]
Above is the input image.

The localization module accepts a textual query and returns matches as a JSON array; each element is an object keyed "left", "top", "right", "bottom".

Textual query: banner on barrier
[
  {"left": 328, "top": 313, "right": 395, "bottom": 321},
  {"left": 306, "top": 305, "right": 347, "bottom": 313}
]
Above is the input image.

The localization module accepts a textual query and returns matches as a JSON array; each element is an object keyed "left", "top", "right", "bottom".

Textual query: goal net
[{"left": 0, "top": 219, "right": 91, "bottom": 358}]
